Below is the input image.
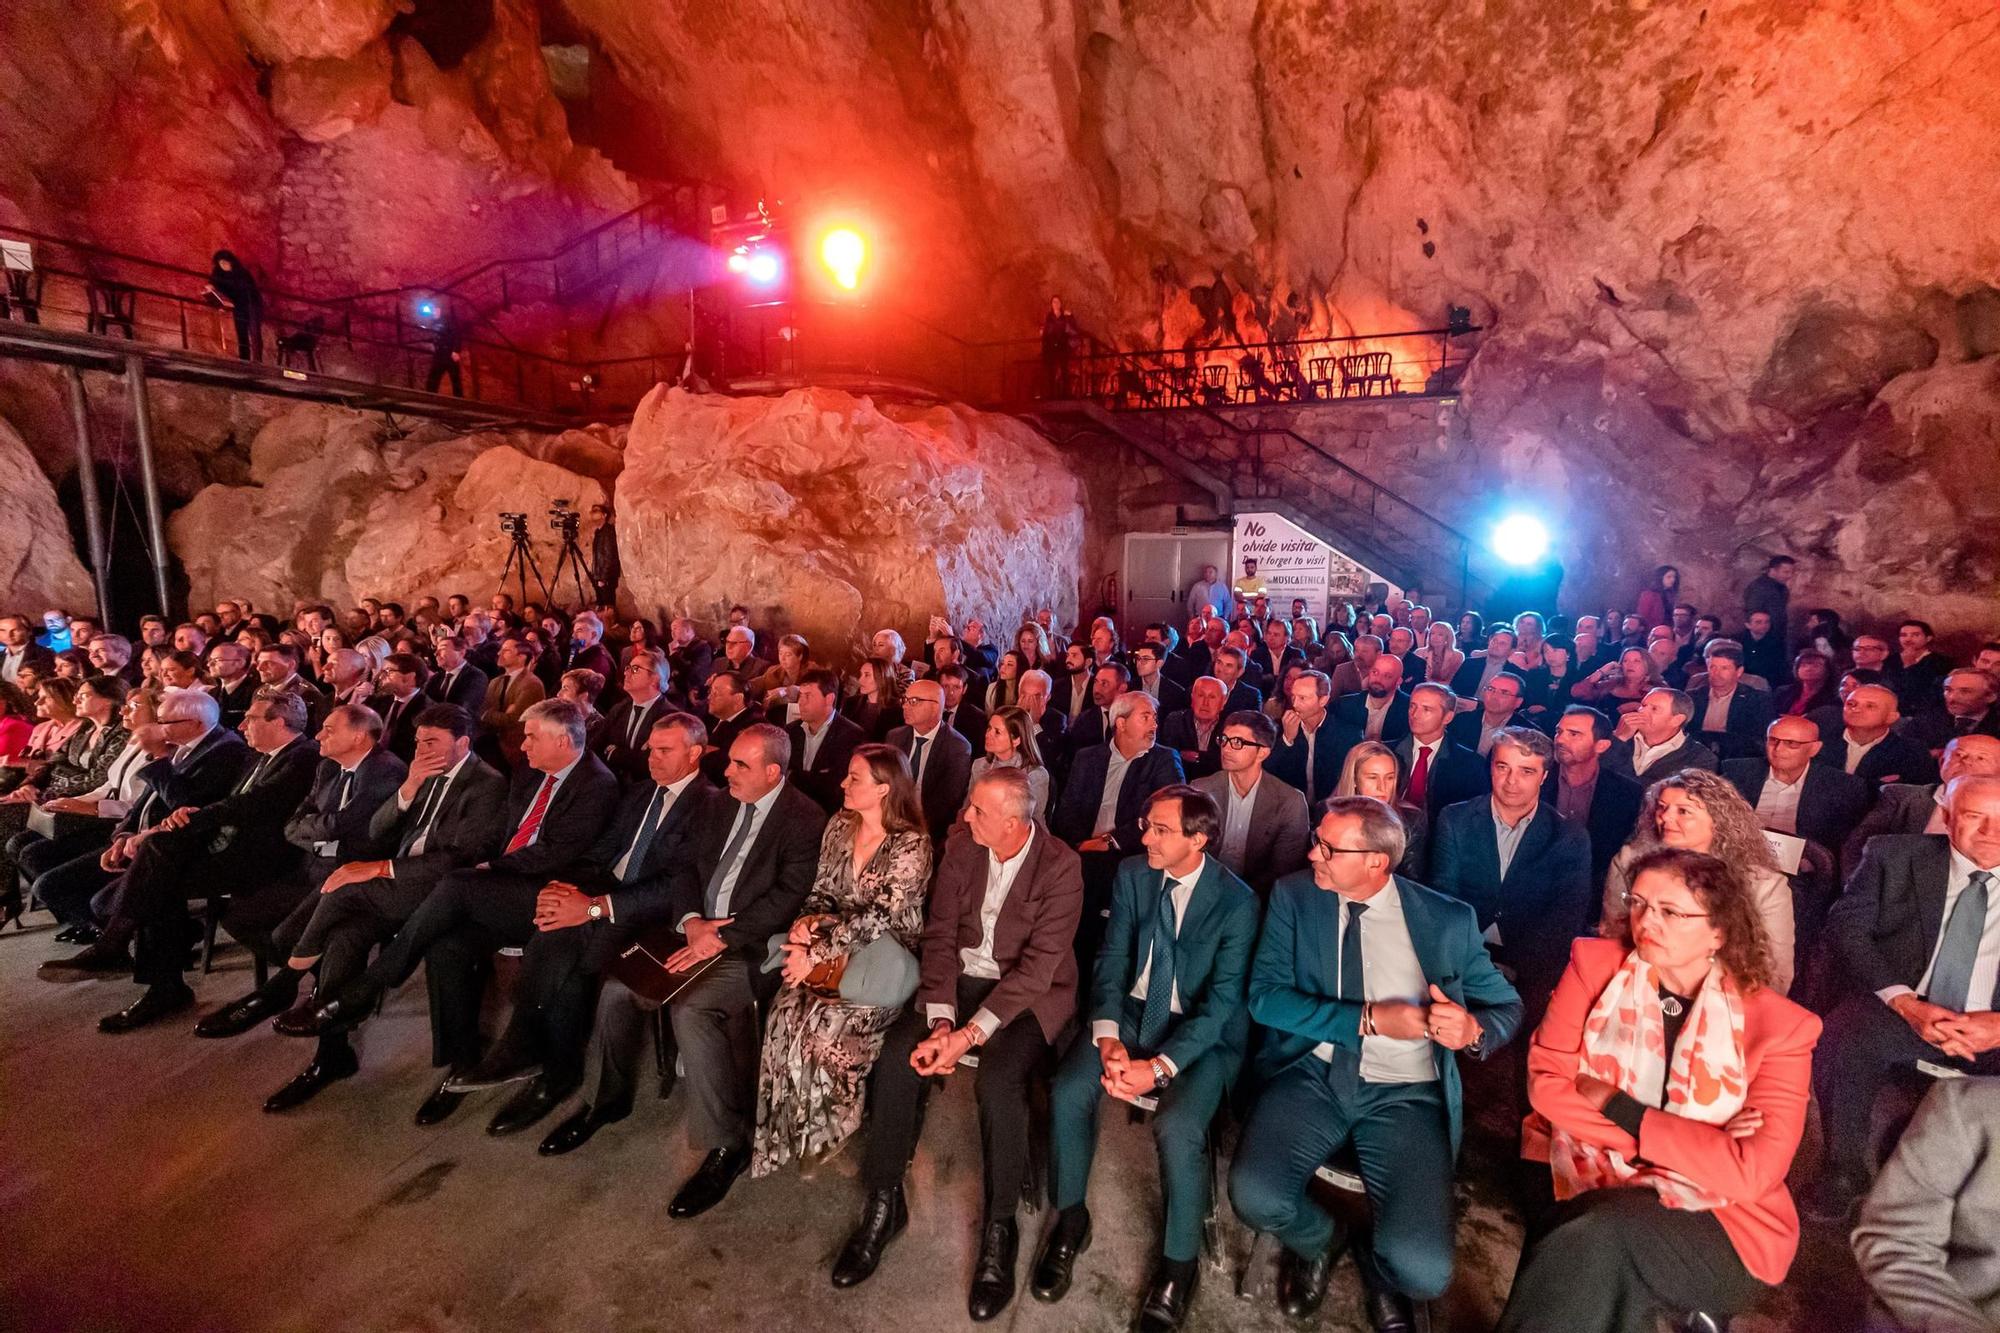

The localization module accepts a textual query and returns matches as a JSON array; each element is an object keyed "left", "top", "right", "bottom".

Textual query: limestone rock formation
[
  {"left": 224, "top": 0, "right": 401, "bottom": 65},
  {"left": 0, "top": 420, "right": 94, "bottom": 614},
  {"left": 617, "top": 388, "right": 1085, "bottom": 659},
  {"left": 168, "top": 406, "right": 610, "bottom": 612},
  {"left": 268, "top": 41, "right": 393, "bottom": 143}
]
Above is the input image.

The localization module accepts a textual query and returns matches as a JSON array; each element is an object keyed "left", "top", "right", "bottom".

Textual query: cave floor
[{"left": 0, "top": 924, "right": 1864, "bottom": 1333}]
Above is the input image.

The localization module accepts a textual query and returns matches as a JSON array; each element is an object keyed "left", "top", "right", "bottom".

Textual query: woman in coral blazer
[{"left": 1498, "top": 845, "right": 1822, "bottom": 1333}]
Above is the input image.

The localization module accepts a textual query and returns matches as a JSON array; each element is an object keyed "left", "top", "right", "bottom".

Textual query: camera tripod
[
  {"left": 499, "top": 524, "right": 552, "bottom": 609},
  {"left": 547, "top": 523, "right": 593, "bottom": 610}
]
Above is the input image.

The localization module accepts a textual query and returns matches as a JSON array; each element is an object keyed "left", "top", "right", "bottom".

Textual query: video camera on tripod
[{"left": 496, "top": 501, "right": 593, "bottom": 610}]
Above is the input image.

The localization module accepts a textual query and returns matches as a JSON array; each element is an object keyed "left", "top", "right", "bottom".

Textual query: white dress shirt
[
  {"left": 1093, "top": 858, "right": 1201, "bottom": 1071},
  {"left": 1628, "top": 730, "right": 1686, "bottom": 775},
  {"left": 798, "top": 714, "right": 834, "bottom": 769},
  {"left": 1314, "top": 884, "right": 1437, "bottom": 1083},
  {"left": 1879, "top": 848, "right": 2000, "bottom": 1013},
  {"left": 940, "top": 826, "right": 1037, "bottom": 1038},
  {"left": 1363, "top": 694, "right": 1392, "bottom": 741},
  {"left": 700, "top": 780, "right": 786, "bottom": 922},
  {"left": 907, "top": 725, "right": 942, "bottom": 786},
  {"left": 505, "top": 755, "right": 579, "bottom": 851},
  {"left": 606, "top": 771, "right": 701, "bottom": 914},
  {"left": 1702, "top": 687, "right": 1737, "bottom": 733},
  {"left": 1094, "top": 745, "right": 1135, "bottom": 838},
  {"left": 1754, "top": 770, "right": 1806, "bottom": 835},
  {"left": 1220, "top": 776, "right": 1258, "bottom": 872},
  {"left": 1845, "top": 730, "right": 1887, "bottom": 775}
]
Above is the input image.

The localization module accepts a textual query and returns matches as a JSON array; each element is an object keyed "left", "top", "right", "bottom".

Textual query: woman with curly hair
[
  {"left": 1569, "top": 646, "right": 1663, "bottom": 718},
  {"left": 1601, "top": 769, "right": 1794, "bottom": 994}
]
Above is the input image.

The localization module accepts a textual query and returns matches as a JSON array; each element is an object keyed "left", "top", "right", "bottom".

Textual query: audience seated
[
  {"left": 1334, "top": 739, "right": 1430, "bottom": 879},
  {"left": 1900, "top": 666, "right": 2000, "bottom": 753},
  {"left": 1811, "top": 775, "right": 2000, "bottom": 1220},
  {"left": 1721, "top": 714, "right": 1868, "bottom": 861},
  {"left": 1604, "top": 686, "right": 1718, "bottom": 785},
  {"left": 1191, "top": 709, "right": 1309, "bottom": 896},
  {"left": 1842, "top": 734, "right": 2000, "bottom": 870},
  {"left": 1814, "top": 682, "right": 1940, "bottom": 795},
  {"left": 1272, "top": 668, "right": 1354, "bottom": 805},
  {"left": 1544, "top": 706, "right": 1643, "bottom": 898},
  {"left": 1500, "top": 848, "right": 1820, "bottom": 1333},
  {"left": 967, "top": 705, "right": 1051, "bottom": 823},
  {"left": 1391, "top": 682, "right": 1489, "bottom": 818},
  {"left": 1688, "top": 639, "right": 1774, "bottom": 761},
  {"left": 1331, "top": 653, "right": 1410, "bottom": 744},
  {"left": 1158, "top": 675, "right": 1227, "bottom": 779},
  {"left": 1445, "top": 670, "right": 1527, "bottom": 757},
  {"left": 1229, "top": 796, "right": 1521, "bottom": 1327},
  {"left": 784, "top": 668, "right": 864, "bottom": 813},
  {"left": 886, "top": 678, "right": 973, "bottom": 843},
  {"left": 595, "top": 649, "right": 673, "bottom": 781}
]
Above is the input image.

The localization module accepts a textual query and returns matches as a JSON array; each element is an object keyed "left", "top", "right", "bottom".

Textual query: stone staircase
[{"left": 1033, "top": 400, "right": 1500, "bottom": 609}]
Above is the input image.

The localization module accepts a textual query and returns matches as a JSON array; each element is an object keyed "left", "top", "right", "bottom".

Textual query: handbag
[{"left": 761, "top": 931, "right": 920, "bottom": 1008}]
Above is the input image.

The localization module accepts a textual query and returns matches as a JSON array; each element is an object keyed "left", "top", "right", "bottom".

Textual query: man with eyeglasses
[
  {"left": 597, "top": 649, "right": 674, "bottom": 781},
  {"left": 1193, "top": 710, "right": 1309, "bottom": 897},
  {"left": 1131, "top": 642, "right": 1188, "bottom": 714},
  {"left": 1230, "top": 795, "right": 1521, "bottom": 1329},
  {"left": 1721, "top": 714, "right": 1868, "bottom": 858}
]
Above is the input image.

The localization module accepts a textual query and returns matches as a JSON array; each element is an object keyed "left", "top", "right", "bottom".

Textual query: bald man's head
[
  {"left": 1843, "top": 683, "right": 1900, "bottom": 739},
  {"left": 1943, "top": 734, "right": 2000, "bottom": 782},
  {"left": 1764, "top": 713, "right": 1822, "bottom": 780}
]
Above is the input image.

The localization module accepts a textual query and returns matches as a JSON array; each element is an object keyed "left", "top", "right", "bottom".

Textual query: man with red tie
[{"left": 311, "top": 698, "right": 620, "bottom": 1127}]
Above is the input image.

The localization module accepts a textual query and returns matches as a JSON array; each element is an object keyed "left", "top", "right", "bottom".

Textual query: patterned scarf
[{"left": 1547, "top": 950, "right": 1747, "bottom": 1211}]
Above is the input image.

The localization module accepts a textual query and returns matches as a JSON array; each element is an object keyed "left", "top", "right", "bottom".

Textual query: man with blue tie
[
  {"left": 1229, "top": 796, "right": 1522, "bottom": 1331},
  {"left": 1810, "top": 774, "right": 2000, "bottom": 1221},
  {"left": 1032, "top": 785, "right": 1259, "bottom": 1332}
]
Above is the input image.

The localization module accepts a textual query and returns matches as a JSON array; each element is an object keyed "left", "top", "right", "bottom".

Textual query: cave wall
[{"left": 3, "top": 0, "right": 1998, "bottom": 633}]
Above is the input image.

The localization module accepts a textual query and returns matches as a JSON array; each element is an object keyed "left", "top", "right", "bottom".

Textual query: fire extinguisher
[{"left": 1103, "top": 572, "right": 1120, "bottom": 618}]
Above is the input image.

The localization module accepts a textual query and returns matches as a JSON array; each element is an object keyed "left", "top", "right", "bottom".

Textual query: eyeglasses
[
  {"left": 1620, "top": 892, "right": 1710, "bottom": 926},
  {"left": 1312, "top": 837, "right": 1380, "bottom": 860},
  {"left": 1218, "top": 736, "right": 1269, "bottom": 751}
]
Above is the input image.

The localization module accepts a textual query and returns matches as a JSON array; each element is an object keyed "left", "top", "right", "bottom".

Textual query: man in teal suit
[
  {"left": 1032, "top": 784, "right": 1260, "bottom": 1332},
  {"left": 1229, "top": 795, "right": 1522, "bottom": 1331}
]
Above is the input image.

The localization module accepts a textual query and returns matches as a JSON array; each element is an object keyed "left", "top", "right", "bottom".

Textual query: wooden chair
[{"left": 87, "top": 280, "right": 138, "bottom": 339}]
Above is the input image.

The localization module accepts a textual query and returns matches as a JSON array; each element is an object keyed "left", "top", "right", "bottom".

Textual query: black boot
[
  {"left": 831, "top": 1185, "right": 908, "bottom": 1288},
  {"left": 967, "top": 1217, "right": 1020, "bottom": 1322}
]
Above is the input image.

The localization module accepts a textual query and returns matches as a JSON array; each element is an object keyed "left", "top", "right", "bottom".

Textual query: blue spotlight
[
  {"left": 416, "top": 297, "right": 440, "bottom": 322},
  {"left": 1491, "top": 513, "right": 1550, "bottom": 567},
  {"left": 745, "top": 251, "right": 782, "bottom": 285}
]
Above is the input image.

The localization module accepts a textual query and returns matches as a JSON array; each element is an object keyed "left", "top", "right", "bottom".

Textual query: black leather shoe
[
  {"left": 967, "top": 1217, "right": 1020, "bottom": 1322},
  {"left": 1029, "top": 1205, "right": 1091, "bottom": 1302},
  {"left": 38, "top": 939, "right": 131, "bottom": 982},
  {"left": 1138, "top": 1260, "right": 1200, "bottom": 1333},
  {"left": 312, "top": 983, "right": 380, "bottom": 1036},
  {"left": 52, "top": 923, "right": 87, "bottom": 944},
  {"left": 98, "top": 982, "right": 195, "bottom": 1033},
  {"left": 195, "top": 982, "right": 296, "bottom": 1039},
  {"left": 1363, "top": 1286, "right": 1418, "bottom": 1332},
  {"left": 1277, "top": 1242, "right": 1337, "bottom": 1319},
  {"left": 271, "top": 995, "right": 324, "bottom": 1037},
  {"left": 538, "top": 1102, "right": 629, "bottom": 1157},
  {"left": 487, "top": 1076, "right": 574, "bottom": 1136},
  {"left": 263, "top": 1049, "right": 360, "bottom": 1112},
  {"left": 414, "top": 1079, "right": 467, "bottom": 1127},
  {"left": 445, "top": 1053, "right": 542, "bottom": 1094},
  {"left": 667, "top": 1147, "right": 749, "bottom": 1219},
  {"left": 830, "top": 1186, "right": 908, "bottom": 1288}
]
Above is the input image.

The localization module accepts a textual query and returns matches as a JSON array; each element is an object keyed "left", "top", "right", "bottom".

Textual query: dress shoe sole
[{"left": 444, "top": 1065, "right": 543, "bottom": 1094}]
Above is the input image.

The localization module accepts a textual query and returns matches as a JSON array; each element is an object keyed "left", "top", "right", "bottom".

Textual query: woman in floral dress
[{"left": 752, "top": 744, "right": 932, "bottom": 1176}]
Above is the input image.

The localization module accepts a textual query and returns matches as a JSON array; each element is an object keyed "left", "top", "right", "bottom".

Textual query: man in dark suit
[
  {"left": 937, "top": 665, "right": 989, "bottom": 754},
  {"left": 1193, "top": 710, "right": 1310, "bottom": 897},
  {"left": 0, "top": 613, "right": 55, "bottom": 688},
  {"left": 698, "top": 670, "right": 765, "bottom": 786},
  {"left": 1722, "top": 714, "right": 1869, "bottom": 855},
  {"left": 655, "top": 724, "right": 826, "bottom": 1217},
  {"left": 367, "top": 652, "right": 430, "bottom": 762},
  {"left": 205, "top": 642, "right": 260, "bottom": 732},
  {"left": 888, "top": 677, "right": 974, "bottom": 842},
  {"left": 1132, "top": 641, "right": 1189, "bottom": 715},
  {"left": 425, "top": 633, "right": 489, "bottom": 723},
  {"left": 1051, "top": 693, "right": 1187, "bottom": 969},
  {"left": 1016, "top": 667, "right": 1069, "bottom": 771},
  {"left": 566, "top": 611, "right": 622, "bottom": 709},
  {"left": 1212, "top": 645, "right": 1263, "bottom": 717},
  {"left": 1159, "top": 676, "right": 1228, "bottom": 780},
  {"left": 1604, "top": 687, "right": 1719, "bottom": 786},
  {"left": 1430, "top": 728, "right": 1593, "bottom": 1033},
  {"left": 1229, "top": 796, "right": 1522, "bottom": 1327},
  {"left": 1544, "top": 705, "right": 1643, "bottom": 901},
  {"left": 211, "top": 703, "right": 408, "bottom": 983},
  {"left": 1393, "top": 683, "right": 1489, "bottom": 818},
  {"left": 1445, "top": 670, "right": 1527, "bottom": 758},
  {"left": 717, "top": 624, "right": 772, "bottom": 689},
  {"left": 785, "top": 668, "right": 864, "bottom": 813},
  {"left": 1811, "top": 777, "right": 2000, "bottom": 1220},
  {"left": 456, "top": 712, "right": 723, "bottom": 1143},
  {"left": 596, "top": 649, "right": 674, "bottom": 782},
  {"left": 1899, "top": 668, "right": 2000, "bottom": 754},
  {"left": 1843, "top": 735, "right": 2000, "bottom": 869},
  {"left": 1272, "top": 670, "right": 1357, "bottom": 808},
  {"left": 835, "top": 767, "right": 1083, "bottom": 1319},
  {"left": 311, "top": 699, "right": 620, "bottom": 1128},
  {"left": 43, "top": 688, "right": 320, "bottom": 1033},
  {"left": 1814, "top": 682, "right": 1941, "bottom": 794},
  {"left": 667, "top": 616, "right": 715, "bottom": 689},
  {"left": 1331, "top": 654, "right": 1411, "bottom": 745},
  {"left": 1034, "top": 786, "right": 1259, "bottom": 1330},
  {"left": 230, "top": 704, "right": 507, "bottom": 1112},
  {"left": 1687, "top": 640, "right": 1774, "bottom": 761},
  {"left": 254, "top": 643, "right": 330, "bottom": 732},
  {"left": 1064, "top": 661, "right": 1129, "bottom": 759}
]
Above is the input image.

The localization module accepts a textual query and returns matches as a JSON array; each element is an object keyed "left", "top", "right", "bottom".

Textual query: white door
[{"left": 1122, "top": 532, "right": 1232, "bottom": 634}]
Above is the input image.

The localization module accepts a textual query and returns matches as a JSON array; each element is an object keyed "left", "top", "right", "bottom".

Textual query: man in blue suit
[
  {"left": 1229, "top": 796, "right": 1522, "bottom": 1330},
  {"left": 1032, "top": 785, "right": 1259, "bottom": 1332}
]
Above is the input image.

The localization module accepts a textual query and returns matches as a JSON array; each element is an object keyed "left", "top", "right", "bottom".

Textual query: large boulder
[
  {"left": 169, "top": 405, "right": 609, "bottom": 611},
  {"left": 0, "top": 420, "right": 93, "bottom": 614},
  {"left": 225, "top": 0, "right": 403, "bottom": 64},
  {"left": 617, "top": 388, "right": 1085, "bottom": 660},
  {"left": 269, "top": 40, "right": 394, "bottom": 143}
]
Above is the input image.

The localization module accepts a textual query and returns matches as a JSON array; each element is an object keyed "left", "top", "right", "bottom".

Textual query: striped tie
[{"left": 503, "top": 774, "right": 557, "bottom": 854}]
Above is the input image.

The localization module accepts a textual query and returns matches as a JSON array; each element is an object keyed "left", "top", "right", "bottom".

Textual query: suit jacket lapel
[
  {"left": 1395, "top": 878, "right": 1448, "bottom": 989},
  {"left": 1507, "top": 808, "right": 1558, "bottom": 889},
  {"left": 1916, "top": 837, "right": 1951, "bottom": 960}
]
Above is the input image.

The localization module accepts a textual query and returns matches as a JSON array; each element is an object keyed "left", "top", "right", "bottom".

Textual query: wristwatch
[
  {"left": 1150, "top": 1057, "right": 1173, "bottom": 1089},
  {"left": 586, "top": 898, "right": 605, "bottom": 922}
]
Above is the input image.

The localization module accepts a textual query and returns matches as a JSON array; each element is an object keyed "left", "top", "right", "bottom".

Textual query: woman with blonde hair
[
  {"left": 1333, "top": 739, "right": 1429, "bottom": 878},
  {"left": 1414, "top": 620, "right": 1463, "bottom": 685},
  {"left": 753, "top": 744, "right": 932, "bottom": 1175},
  {"left": 1601, "top": 769, "right": 1795, "bottom": 994},
  {"left": 1570, "top": 646, "right": 1662, "bottom": 717},
  {"left": 1014, "top": 622, "right": 1051, "bottom": 673}
]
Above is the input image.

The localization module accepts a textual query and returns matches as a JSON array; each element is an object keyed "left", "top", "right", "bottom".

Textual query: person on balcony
[{"left": 205, "top": 249, "right": 263, "bottom": 362}]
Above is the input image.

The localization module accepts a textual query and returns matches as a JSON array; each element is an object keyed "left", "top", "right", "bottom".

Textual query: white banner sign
[{"left": 1233, "top": 512, "right": 1334, "bottom": 620}]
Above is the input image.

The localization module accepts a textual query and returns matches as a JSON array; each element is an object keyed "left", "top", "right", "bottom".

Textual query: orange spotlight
[{"left": 819, "top": 228, "right": 867, "bottom": 291}]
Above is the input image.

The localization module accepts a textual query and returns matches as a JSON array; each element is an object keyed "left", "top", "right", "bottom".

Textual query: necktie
[
  {"left": 628, "top": 701, "right": 648, "bottom": 748},
  {"left": 335, "top": 769, "right": 356, "bottom": 809},
  {"left": 941, "top": 709, "right": 953, "bottom": 734},
  {"left": 1406, "top": 744, "right": 1432, "bottom": 807},
  {"left": 1340, "top": 900, "right": 1369, "bottom": 1003},
  {"left": 618, "top": 786, "right": 668, "bottom": 883},
  {"left": 237, "top": 750, "right": 274, "bottom": 794},
  {"left": 398, "top": 777, "right": 445, "bottom": 855},
  {"left": 1138, "top": 876, "right": 1180, "bottom": 1051},
  {"left": 1927, "top": 870, "right": 1992, "bottom": 1012},
  {"left": 911, "top": 735, "right": 929, "bottom": 785},
  {"left": 1304, "top": 726, "right": 1318, "bottom": 804},
  {"left": 503, "top": 773, "right": 558, "bottom": 854},
  {"left": 1957, "top": 716, "right": 1978, "bottom": 736},
  {"left": 703, "top": 803, "right": 758, "bottom": 915}
]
